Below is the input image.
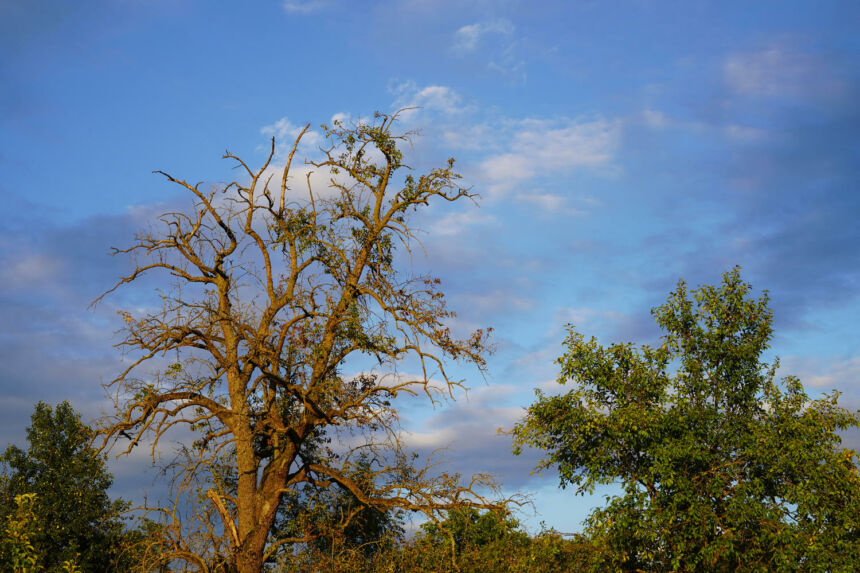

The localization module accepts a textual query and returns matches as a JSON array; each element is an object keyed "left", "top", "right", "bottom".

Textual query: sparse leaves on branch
[{"left": 94, "top": 110, "right": 507, "bottom": 572}]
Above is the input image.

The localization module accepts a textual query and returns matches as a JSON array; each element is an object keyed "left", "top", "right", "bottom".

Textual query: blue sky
[{"left": 1, "top": 0, "right": 858, "bottom": 533}]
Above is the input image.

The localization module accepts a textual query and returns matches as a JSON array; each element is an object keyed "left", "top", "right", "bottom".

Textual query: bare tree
[{"left": 94, "top": 111, "right": 506, "bottom": 572}]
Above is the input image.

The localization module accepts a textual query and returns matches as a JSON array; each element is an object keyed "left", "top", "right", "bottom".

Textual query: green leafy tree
[
  {"left": 292, "top": 454, "right": 406, "bottom": 560},
  {"left": 0, "top": 402, "right": 132, "bottom": 572},
  {"left": 203, "top": 449, "right": 407, "bottom": 571},
  {"left": 402, "top": 508, "right": 591, "bottom": 573},
  {"left": 267, "top": 503, "right": 591, "bottom": 573},
  {"left": 513, "top": 268, "right": 860, "bottom": 572},
  {"left": 416, "top": 508, "right": 531, "bottom": 572}
]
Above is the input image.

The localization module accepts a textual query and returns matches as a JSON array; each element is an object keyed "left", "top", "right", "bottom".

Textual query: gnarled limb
[{"left": 95, "top": 110, "right": 512, "bottom": 572}]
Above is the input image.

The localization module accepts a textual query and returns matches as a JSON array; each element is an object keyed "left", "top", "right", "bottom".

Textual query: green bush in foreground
[
  {"left": 273, "top": 508, "right": 592, "bottom": 572},
  {"left": 0, "top": 402, "right": 136, "bottom": 572}
]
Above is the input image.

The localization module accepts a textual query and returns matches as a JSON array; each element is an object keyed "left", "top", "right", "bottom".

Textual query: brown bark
[{"left": 94, "top": 111, "right": 512, "bottom": 570}]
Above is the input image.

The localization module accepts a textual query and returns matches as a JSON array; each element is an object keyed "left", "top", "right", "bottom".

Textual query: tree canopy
[
  {"left": 513, "top": 268, "right": 860, "bottom": 571},
  {"left": 94, "top": 110, "right": 506, "bottom": 571},
  {"left": 0, "top": 401, "right": 131, "bottom": 572}
]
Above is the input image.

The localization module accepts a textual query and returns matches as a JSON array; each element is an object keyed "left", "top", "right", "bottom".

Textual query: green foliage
[
  {"left": 308, "top": 458, "right": 406, "bottom": 559},
  {"left": 266, "top": 453, "right": 405, "bottom": 569},
  {"left": 0, "top": 493, "right": 41, "bottom": 572},
  {"left": 513, "top": 268, "right": 860, "bottom": 571},
  {"left": 406, "top": 509, "right": 593, "bottom": 572},
  {"left": 0, "top": 402, "right": 135, "bottom": 572},
  {"left": 414, "top": 508, "right": 531, "bottom": 572},
  {"left": 271, "top": 506, "right": 590, "bottom": 573}
]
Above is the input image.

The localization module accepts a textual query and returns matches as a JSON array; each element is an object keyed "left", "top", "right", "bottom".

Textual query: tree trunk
[{"left": 235, "top": 546, "right": 264, "bottom": 573}]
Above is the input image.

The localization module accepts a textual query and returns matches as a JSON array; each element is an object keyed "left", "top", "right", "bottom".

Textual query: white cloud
[
  {"left": 480, "top": 152, "right": 532, "bottom": 182},
  {"left": 452, "top": 20, "right": 525, "bottom": 82},
  {"left": 779, "top": 355, "right": 860, "bottom": 392},
  {"left": 399, "top": 384, "right": 544, "bottom": 487},
  {"left": 414, "top": 85, "right": 463, "bottom": 114},
  {"left": 253, "top": 162, "right": 348, "bottom": 203},
  {"left": 453, "top": 19, "right": 514, "bottom": 53},
  {"left": 0, "top": 253, "right": 62, "bottom": 288},
  {"left": 723, "top": 124, "right": 767, "bottom": 142},
  {"left": 551, "top": 306, "right": 635, "bottom": 341},
  {"left": 639, "top": 108, "right": 768, "bottom": 144},
  {"left": 454, "top": 23, "right": 483, "bottom": 52},
  {"left": 233, "top": 117, "right": 358, "bottom": 207},
  {"left": 479, "top": 117, "right": 620, "bottom": 193},
  {"left": 641, "top": 108, "right": 669, "bottom": 129},
  {"left": 511, "top": 118, "right": 618, "bottom": 168},
  {"left": 260, "top": 117, "right": 322, "bottom": 152},
  {"left": 430, "top": 209, "right": 496, "bottom": 236},
  {"left": 370, "top": 371, "right": 452, "bottom": 397},
  {"left": 516, "top": 192, "right": 564, "bottom": 211},
  {"left": 391, "top": 81, "right": 465, "bottom": 118},
  {"left": 442, "top": 123, "right": 497, "bottom": 150},
  {"left": 515, "top": 191, "right": 587, "bottom": 215},
  {"left": 724, "top": 47, "right": 843, "bottom": 99},
  {"left": 282, "top": 0, "right": 329, "bottom": 14},
  {"left": 455, "top": 289, "right": 534, "bottom": 315},
  {"left": 578, "top": 194, "right": 603, "bottom": 207},
  {"left": 487, "top": 45, "right": 526, "bottom": 83},
  {"left": 330, "top": 111, "right": 351, "bottom": 125}
]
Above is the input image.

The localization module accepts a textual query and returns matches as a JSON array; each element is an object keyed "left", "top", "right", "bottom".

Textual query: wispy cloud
[
  {"left": 382, "top": 89, "right": 620, "bottom": 218},
  {"left": 391, "top": 81, "right": 465, "bottom": 117},
  {"left": 638, "top": 108, "right": 768, "bottom": 143},
  {"left": 453, "top": 19, "right": 514, "bottom": 53},
  {"left": 0, "top": 252, "right": 63, "bottom": 290},
  {"left": 441, "top": 123, "right": 496, "bottom": 150},
  {"left": 260, "top": 116, "right": 322, "bottom": 155},
  {"left": 722, "top": 124, "right": 768, "bottom": 142},
  {"left": 430, "top": 209, "right": 496, "bottom": 237},
  {"left": 282, "top": 0, "right": 329, "bottom": 14},
  {"left": 402, "top": 384, "right": 545, "bottom": 488},
  {"left": 479, "top": 117, "right": 620, "bottom": 194},
  {"left": 724, "top": 47, "right": 844, "bottom": 99},
  {"left": 452, "top": 19, "right": 525, "bottom": 82},
  {"left": 780, "top": 355, "right": 860, "bottom": 395},
  {"left": 515, "top": 191, "right": 588, "bottom": 216}
]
